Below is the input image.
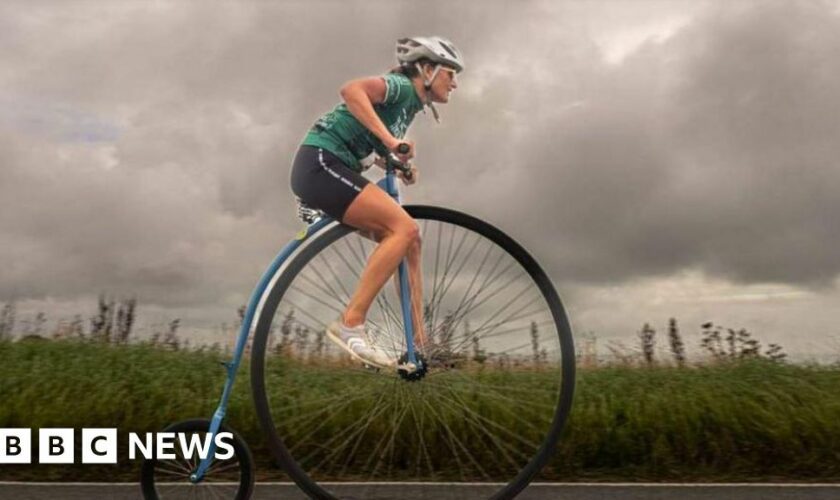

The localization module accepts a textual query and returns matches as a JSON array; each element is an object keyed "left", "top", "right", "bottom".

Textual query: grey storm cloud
[
  {"left": 1, "top": 0, "right": 839, "bottom": 321},
  {"left": 427, "top": 0, "right": 840, "bottom": 288}
]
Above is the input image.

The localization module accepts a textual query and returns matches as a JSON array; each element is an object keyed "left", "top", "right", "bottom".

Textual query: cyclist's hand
[
  {"left": 398, "top": 165, "right": 418, "bottom": 185},
  {"left": 387, "top": 138, "right": 415, "bottom": 163}
]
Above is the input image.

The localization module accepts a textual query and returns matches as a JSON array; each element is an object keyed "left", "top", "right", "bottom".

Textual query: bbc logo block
[
  {"left": 82, "top": 428, "right": 118, "bottom": 464},
  {"left": 0, "top": 429, "right": 31, "bottom": 463},
  {"left": 39, "top": 428, "right": 74, "bottom": 464}
]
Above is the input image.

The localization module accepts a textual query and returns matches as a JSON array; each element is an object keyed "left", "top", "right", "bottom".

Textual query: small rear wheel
[{"left": 140, "top": 419, "right": 254, "bottom": 500}]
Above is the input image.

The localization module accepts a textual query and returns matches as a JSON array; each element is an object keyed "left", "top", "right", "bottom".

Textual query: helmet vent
[{"left": 439, "top": 42, "right": 458, "bottom": 59}]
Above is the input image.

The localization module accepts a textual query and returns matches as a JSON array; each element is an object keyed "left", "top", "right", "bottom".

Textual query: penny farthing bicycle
[{"left": 140, "top": 145, "right": 576, "bottom": 500}]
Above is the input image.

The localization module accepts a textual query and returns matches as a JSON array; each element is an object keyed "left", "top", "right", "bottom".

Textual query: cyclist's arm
[{"left": 340, "top": 77, "right": 404, "bottom": 152}]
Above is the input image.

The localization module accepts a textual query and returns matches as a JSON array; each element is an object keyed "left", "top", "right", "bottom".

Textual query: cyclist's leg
[
  {"left": 357, "top": 226, "right": 427, "bottom": 347},
  {"left": 405, "top": 235, "right": 427, "bottom": 346},
  {"left": 341, "top": 184, "right": 421, "bottom": 333}
]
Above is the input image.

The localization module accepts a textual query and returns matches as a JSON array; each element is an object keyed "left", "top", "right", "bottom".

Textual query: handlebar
[{"left": 385, "top": 142, "right": 413, "bottom": 181}]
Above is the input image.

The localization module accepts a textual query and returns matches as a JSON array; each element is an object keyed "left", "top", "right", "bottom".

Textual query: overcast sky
[{"left": 2, "top": 0, "right": 839, "bottom": 360}]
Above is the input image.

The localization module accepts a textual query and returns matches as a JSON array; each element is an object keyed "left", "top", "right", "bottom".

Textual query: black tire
[
  {"left": 140, "top": 419, "right": 255, "bottom": 500},
  {"left": 251, "top": 205, "right": 575, "bottom": 500}
]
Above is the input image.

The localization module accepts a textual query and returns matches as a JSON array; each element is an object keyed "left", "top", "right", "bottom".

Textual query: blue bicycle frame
[{"left": 191, "top": 166, "right": 417, "bottom": 482}]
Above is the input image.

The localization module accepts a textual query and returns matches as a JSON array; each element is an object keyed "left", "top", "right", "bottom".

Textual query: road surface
[{"left": 1, "top": 482, "right": 839, "bottom": 499}]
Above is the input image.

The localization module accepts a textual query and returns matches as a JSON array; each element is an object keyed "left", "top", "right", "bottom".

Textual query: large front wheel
[{"left": 251, "top": 205, "right": 575, "bottom": 500}]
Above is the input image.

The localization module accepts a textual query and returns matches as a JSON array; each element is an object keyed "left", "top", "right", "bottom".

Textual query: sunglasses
[{"left": 438, "top": 66, "right": 458, "bottom": 81}]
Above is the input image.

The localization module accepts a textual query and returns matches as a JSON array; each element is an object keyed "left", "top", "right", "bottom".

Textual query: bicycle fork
[{"left": 380, "top": 171, "right": 419, "bottom": 367}]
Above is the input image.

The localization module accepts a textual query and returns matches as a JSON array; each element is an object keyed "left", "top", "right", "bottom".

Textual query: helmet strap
[
  {"left": 428, "top": 102, "right": 441, "bottom": 123},
  {"left": 415, "top": 62, "right": 443, "bottom": 123}
]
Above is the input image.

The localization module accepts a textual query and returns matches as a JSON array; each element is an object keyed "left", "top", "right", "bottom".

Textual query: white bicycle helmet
[
  {"left": 395, "top": 36, "right": 464, "bottom": 123},
  {"left": 396, "top": 36, "right": 464, "bottom": 73}
]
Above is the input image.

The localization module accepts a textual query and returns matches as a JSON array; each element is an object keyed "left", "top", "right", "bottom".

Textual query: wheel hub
[{"left": 396, "top": 352, "right": 428, "bottom": 381}]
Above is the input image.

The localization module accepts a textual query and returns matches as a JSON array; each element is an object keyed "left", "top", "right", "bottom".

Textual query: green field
[{"left": 1, "top": 338, "right": 839, "bottom": 482}]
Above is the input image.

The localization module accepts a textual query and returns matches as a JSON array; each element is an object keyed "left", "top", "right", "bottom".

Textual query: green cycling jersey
[{"left": 301, "top": 73, "right": 424, "bottom": 172}]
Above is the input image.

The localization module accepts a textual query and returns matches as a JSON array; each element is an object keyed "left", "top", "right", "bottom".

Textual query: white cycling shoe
[{"left": 327, "top": 321, "right": 395, "bottom": 370}]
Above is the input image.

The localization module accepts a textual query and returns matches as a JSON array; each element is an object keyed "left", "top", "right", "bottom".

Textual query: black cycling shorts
[{"left": 290, "top": 145, "right": 370, "bottom": 221}]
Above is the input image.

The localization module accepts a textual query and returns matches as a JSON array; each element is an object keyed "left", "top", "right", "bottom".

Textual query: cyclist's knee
[{"left": 397, "top": 219, "right": 420, "bottom": 246}]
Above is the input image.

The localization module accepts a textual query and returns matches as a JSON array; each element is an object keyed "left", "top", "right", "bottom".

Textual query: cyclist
[{"left": 290, "top": 36, "right": 463, "bottom": 368}]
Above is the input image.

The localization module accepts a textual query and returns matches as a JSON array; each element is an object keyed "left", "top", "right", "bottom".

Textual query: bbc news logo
[{"left": 0, "top": 428, "right": 234, "bottom": 464}]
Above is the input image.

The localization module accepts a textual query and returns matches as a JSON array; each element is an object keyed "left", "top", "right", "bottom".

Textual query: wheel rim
[{"left": 252, "top": 206, "right": 575, "bottom": 499}]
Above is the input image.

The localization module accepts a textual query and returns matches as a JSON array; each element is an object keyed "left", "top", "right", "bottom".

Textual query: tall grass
[
  {"left": 554, "top": 362, "right": 840, "bottom": 480},
  {"left": 1, "top": 338, "right": 838, "bottom": 481}
]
